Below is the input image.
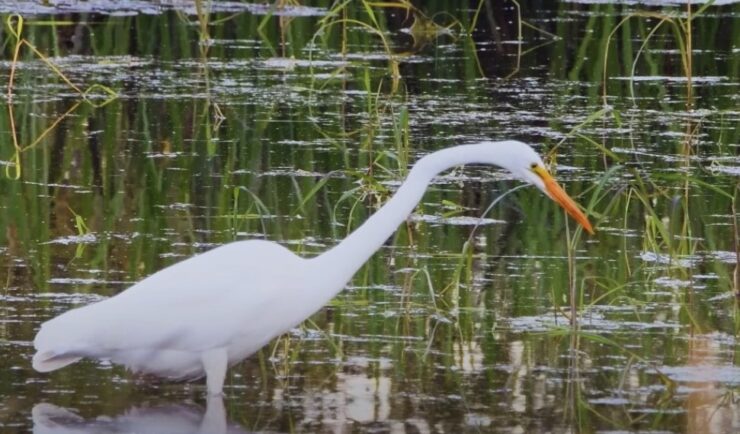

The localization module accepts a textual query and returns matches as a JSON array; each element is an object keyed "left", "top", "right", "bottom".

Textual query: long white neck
[{"left": 311, "top": 144, "right": 508, "bottom": 287}]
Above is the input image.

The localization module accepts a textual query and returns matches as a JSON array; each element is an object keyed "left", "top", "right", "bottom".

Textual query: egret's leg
[
  {"left": 201, "top": 348, "right": 228, "bottom": 396},
  {"left": 199, "top": 395, "right": 226, "bottom": 434}
]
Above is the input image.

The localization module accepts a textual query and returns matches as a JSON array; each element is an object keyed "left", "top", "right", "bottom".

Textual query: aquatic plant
[
  {"left": 0, "top": 2, "right": 736, "bottom": 431},
  {"left": 4, "top": 14, "right": 117, "bottom": 179}
]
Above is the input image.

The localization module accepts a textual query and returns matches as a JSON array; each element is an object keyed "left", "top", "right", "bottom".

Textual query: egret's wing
[{"left": 33, "top": 240, "right": 305, "bottom": 369}]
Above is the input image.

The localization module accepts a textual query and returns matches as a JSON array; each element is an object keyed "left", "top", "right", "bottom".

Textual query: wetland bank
[{"left": 0, "top": 1, "right": 738, "bottom": 433}]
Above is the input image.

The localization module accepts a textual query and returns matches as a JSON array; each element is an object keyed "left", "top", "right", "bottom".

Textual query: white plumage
[
  {"left": 33, "top": 141, "right": 594, "bottom": 395},
  {"left": 35, "top": 242, "right": 314, "bottom": 382}
]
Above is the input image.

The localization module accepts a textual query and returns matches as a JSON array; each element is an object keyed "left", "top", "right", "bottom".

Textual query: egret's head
[{"left": 490, "top": 140, "right": 595, "bottom": 235}]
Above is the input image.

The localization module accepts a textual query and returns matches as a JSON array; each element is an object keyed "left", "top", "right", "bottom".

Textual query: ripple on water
[
  {"left": 660, "top": 365, "right": 740, "bottom": 385},
  {"left": 34, "top": 292, "right": 108, "bottom": 304},
  {"left": 564, "top": 0, "right": 739, "bottom": 6},
  {"left": 507, "top": 310, "right": 682, "bottom": 333},
  {"left": 409, "top": 214, "right": 505, "bottom": 226},
  {"left": 0, "top": 1, "right": 328, "bottom": 16},
  {"left": 43, "top": 234, "right": 98, "bottom": 245}
]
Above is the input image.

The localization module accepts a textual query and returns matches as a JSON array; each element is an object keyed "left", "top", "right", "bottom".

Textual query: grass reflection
[{"left": 0, "top": 1, "right": 738, "bottom": 433}]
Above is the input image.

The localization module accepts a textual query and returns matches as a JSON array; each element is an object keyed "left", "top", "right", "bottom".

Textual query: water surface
[{"left": 0, "top": 1, "right": 738, "bottom": 433}]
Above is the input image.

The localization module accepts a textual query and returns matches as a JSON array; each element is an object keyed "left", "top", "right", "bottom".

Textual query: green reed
[
  {"left": 3, "top": 15, "right": 117, "bottom": 180},
  {"left": 0, "top": 4, "right": 736, "bottom": 430}
]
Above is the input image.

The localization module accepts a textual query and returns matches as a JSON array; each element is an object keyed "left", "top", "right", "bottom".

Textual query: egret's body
[{"left": 33, "top": 141, "right": 594, "bottom": 395}]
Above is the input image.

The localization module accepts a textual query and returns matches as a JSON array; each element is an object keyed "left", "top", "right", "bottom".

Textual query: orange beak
[{"left": 533, "top": 166, "right": 594, "bottom": 235}]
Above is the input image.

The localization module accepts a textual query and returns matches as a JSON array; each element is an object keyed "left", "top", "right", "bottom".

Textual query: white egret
[{"left": 33, "top": 140, "right": 594, "bottom": 395}]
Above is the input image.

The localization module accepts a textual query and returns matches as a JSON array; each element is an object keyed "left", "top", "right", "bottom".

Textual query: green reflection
[{"left": 0, "top": 2, "right": 737, "bottom": 433}]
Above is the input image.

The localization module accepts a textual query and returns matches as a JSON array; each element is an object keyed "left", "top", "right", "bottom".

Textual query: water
[{"left": 0, "top": 1, "right": 738, "bottom": 433}]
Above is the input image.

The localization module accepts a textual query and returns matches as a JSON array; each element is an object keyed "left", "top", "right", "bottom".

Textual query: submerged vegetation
[{"left": 0, "top": 0, "right": 738, "bottom": 432}]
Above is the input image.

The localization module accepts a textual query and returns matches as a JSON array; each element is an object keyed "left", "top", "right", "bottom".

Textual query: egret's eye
[{"left": 530, "top": 163, "right": 538, "bottom": 170}]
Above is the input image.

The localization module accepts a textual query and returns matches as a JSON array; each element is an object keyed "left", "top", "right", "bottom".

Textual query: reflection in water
[
  {"left": 685, "top": 336, "right": 739, "bottom": 434},
  {"left": 296, "top": 358, "right": 396, "bottom": 431},
  {"left": 1, "top": 0, "right": 737, "bottom": 432},
  {"left": 32, "top": 398, "right": 247, "bottom": 434}
]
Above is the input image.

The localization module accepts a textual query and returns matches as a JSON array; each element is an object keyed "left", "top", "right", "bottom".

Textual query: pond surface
[{"left": 0, "top": 1, "right": 738, "bottom": 433}]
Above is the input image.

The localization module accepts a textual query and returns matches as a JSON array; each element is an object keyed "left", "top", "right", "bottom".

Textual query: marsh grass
[
  {"left": 602, "top": 1, "right": 717, "bottom": 107},
  {"left": 4, "top": 15, "right": 117, "bottom": 179},
  {"left": 561, "top": 332, "right": 678, "bottom": 432},
  {"left": 0, "top": 3, "right": 736, "bottom": 431},
  {"left": 546, "top": 2, "right": 738, "bottom": 424}
]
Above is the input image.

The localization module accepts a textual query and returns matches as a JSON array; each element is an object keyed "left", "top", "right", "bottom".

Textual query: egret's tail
[
  {"left": 32, "top": 350, "right": 81, "bottom": 372},
  {"left": 33, "top": 317, "right": 86, "bottom": 372}
]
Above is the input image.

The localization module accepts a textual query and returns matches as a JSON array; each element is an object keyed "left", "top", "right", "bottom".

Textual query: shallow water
[{"left": 0, "top": 1, "right": 738, "bottom": 433}]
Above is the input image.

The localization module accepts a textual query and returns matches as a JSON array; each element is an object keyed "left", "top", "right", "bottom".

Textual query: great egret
[{"left": 33, "top": 140, "right": 594, "bottom": 395}]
